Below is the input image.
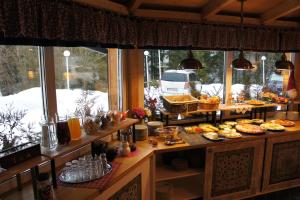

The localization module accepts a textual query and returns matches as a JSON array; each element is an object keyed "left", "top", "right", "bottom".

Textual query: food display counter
[{"left": 3, "top": 119, "right": 300, "bottom": 200}]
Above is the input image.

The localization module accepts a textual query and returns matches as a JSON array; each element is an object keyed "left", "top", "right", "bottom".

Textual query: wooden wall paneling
[
  {"left": 224, "top": 51, "right": 233, "bottom": 118},
  {"left": 96, "top": 157, "right": 151, "bottom": 200},
  {"left": 125, "top": 49, "right": 145, "bottom": 110},
  {"left": 43, "top": 47, "right": 58, "bottom": 120},
  {"left": 108, "top": 49, "right": 119, "bottom": 110},
  {"left": 204, "top": 139, "right": 265, "bottom": 200},
  {"left": 121, "top": 50, "right": 129, "bottom": 111},
  {"left": 262, "top": 134, "right": 300, "bottom": 193},
  {"left": 294, "top": 53, "right": 300, "bottom": 101},
  {"left": 150, "top": 154, "right": 156, "bottom": 200}
]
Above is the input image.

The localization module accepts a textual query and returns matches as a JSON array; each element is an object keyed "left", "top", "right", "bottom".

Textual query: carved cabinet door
[
  {"left": 203, "top": 139, "right": 264, "bottom": 200},
  {"left": 262, "top": 133, "right": 300, "bottom": 193}
]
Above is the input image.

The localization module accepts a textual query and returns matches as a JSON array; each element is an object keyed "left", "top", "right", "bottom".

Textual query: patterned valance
[
  {"left": 0, "top": 0, "right": 136, "bottom": 48},
  {"left": 0, "top": 0, "right": 299, "bottom": 51}
]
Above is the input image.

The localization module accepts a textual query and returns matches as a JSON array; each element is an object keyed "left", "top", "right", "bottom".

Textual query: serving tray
[{"left": 59, "top": 163, "right": 112, "bottom": 184}]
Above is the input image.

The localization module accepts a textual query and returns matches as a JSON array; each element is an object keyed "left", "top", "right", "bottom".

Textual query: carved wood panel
[
  {"left": 263, "top": 134, "right": 300, "bottom": 193},
  {"left": 212, "top": 148, "right": 254, "bottom": 197},
  {"left": 270, "top": 140, "right": 300, "bottom": 184},
  {"left": 109, "top": 174, "right": 141, "bottom": 200},
  {"left": 204, "top": 139, "right": 264, "bottom": 200}
]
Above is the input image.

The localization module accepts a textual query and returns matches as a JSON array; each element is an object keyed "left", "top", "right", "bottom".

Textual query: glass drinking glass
[
  {"left": 68, "top": 117, "right": 81, "bottom": 140},
  {"left": 56, "top": 115, "right": 71, "bottom": 145},
  {"left": 65, "top": 162, "right": 72, "bottom": 181},
  {"left": 100, "top": 153, "right": 108, "bottom": 173}
]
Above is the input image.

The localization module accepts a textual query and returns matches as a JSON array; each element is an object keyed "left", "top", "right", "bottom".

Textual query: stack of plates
[{"left": 135, "top": 125, "right": 148, "bottom": 141}]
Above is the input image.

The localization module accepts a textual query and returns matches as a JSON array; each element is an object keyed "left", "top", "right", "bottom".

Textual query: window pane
[
  {"left": 144, "top": 50, "right": 225, "bottom": 112},
  {"left": 54, "top": 47, "right": 109, "bottom": 118},
  {"left": 0, "top": 46, "right": 42, "bottom": 150},
  {"left": 231, "top": 52, "right": 283, "bottom": 99}
]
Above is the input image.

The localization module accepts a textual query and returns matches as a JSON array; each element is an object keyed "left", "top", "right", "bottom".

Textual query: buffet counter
[
  {"left": 3, "top": 120, "right": 300, "bottom": 200},
  {"left": 52, "top": 120, "right": 300, "bottom": 200}
]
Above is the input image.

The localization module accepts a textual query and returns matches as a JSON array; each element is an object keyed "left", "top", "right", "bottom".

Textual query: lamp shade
[
  {"left": 275, "top": 53, "right": 294, "bottom": 71},
  {"left": 232, "top": 51, "right": 254, "bottom": 70},
  {"left": 178, "top": 50, "right": 203, "bottom": 70}
]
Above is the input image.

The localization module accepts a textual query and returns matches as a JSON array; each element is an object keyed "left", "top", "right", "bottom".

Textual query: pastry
[
  {"left": 237, "top": 119, "right": 253, "bottom": 124},
  {"left": 270, "top": 119, "right": 295, "bottom": 127},
  {"left": 235, "top": 124, "right": 265, "bottom": 134},
  {"left": 260, "top": 123, "right": 285, "bottom": 131}
]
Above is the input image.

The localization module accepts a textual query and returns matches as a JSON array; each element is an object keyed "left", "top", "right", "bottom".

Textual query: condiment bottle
[{"left": 37, "top": 173, "right": 55, "bottom": 200}]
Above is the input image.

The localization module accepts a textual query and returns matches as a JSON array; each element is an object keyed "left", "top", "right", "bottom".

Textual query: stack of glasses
[{"left": 60, "top": 153, "right": 110, "bottom": 183}]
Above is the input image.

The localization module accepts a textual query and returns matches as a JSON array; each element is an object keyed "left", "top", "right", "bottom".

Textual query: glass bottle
[
  {"left": 41, "top": 118, "right": 58, "bottom": 150},
  {"left": 37, "top": 173, "right": 55, "bottom": 200}
]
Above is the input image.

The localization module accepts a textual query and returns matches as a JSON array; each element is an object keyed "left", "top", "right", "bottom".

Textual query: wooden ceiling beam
[
  {"left": 208, "top": 15, "right": 300, "bottom": 28},
  {"left": 261, "top": 0, "right": 300, "bottom": 24},
  {"left": 201, "top": 0, "right": 235, "bottom": 20},
  {"left": 133, "top": 9, "right": 300, "bottom": 28},
  {"left": 129, "top": 0, "right": 143, "bottom": 13},
  {"left": 73, "top": 0, "right": 129, "bottom": 15},
  {"left": 133, "top": 9, "right": 202, "bottom": 22}
]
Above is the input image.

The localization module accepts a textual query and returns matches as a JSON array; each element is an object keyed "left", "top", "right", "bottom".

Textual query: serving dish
[
  {"left": 235, "top": 124, "right": 265, "bottom": 134},
  {"left": 218, "top": 129, "right": 242, "bottom": 139},
  {"left": 270, "top": 119, "right": 295, "bottom": 127},
  {"left": 59, "top": 163, "right": 112, "bottom": 184},
  {"left": 260, "top": 123, "right": 285, "bottom": 131},
  {"left": 202, "top": 132, "right": 223, "bottom": 141}
]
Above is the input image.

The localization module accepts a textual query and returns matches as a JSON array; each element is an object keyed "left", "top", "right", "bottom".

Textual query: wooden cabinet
[
  {"left": 204, "top": 139, "right": 265, "bottom": 200},
  {"left": 96, "top": 157, "right": 152, "bottom": 200},
  {"left": 262, "top": 133, "right": 300, "bottom": 193}
]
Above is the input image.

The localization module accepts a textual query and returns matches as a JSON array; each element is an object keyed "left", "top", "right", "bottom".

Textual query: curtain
[
  {"left": 0, "top": 0, "right": 299, "bottom": 51},
  {"left": 0, "top": 0, "right": 136, "bottom": 48},
  {"left": 136, "top": 20, "right": 285, "bottom": 52}
]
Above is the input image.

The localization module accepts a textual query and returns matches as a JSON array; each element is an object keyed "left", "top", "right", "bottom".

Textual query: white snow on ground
[{"left": 0, "top": 87, "right": 108, "bottom": 148}]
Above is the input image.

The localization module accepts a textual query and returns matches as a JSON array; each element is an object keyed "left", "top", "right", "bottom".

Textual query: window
[
  {"left": 53, "top": 47, "right": 109, "bottom": 118},
  {"left": 0, "top": 46, "right": 43, "bottom": 150},
  {"left": 231, "top": 52, "right": 284, "bottom": 100},
  {"left": 144, "top": 50, "right": 225, "bottom": 111}
]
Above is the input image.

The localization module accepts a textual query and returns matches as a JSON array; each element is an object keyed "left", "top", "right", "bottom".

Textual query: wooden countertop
[
  {"left": 0, "top": 156, "right": 49, "bottom": 183},
  {"left": 54, "top": 142, "right": 154, "bottom": 200},
  {"left": 41, "top": 118, "right": 138, "bottom": 159},
  {"left": 4, "top": 119, "right": 300, "bottom": 200}
]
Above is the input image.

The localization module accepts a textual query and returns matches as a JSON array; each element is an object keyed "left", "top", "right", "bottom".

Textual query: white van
[{"left": 160, "top": 69, "right": 200, "bottom": 95}]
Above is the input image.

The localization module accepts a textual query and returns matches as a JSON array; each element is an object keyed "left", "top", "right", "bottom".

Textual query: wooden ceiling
[{"left": 74, "top": 0, "right": 300, "bottom": 28}]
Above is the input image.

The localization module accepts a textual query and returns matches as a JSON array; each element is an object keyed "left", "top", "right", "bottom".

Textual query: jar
[
  {"left": 41, "top": 119, "right": 58, "bottom": 150},
  {"left": 37, "top": 173, "right": 54, "bottom": 200}
]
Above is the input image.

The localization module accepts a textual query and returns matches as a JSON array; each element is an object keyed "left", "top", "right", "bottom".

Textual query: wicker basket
[
  {"left": 199, "top": 102, "right": 219, "bottom": 110},
  {"left": 163, "top": 95, "right": 199, "bottom": 113}
]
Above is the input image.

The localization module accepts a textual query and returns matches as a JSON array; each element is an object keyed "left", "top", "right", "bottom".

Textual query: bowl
[
  {"left": 275, "top": 111, "right": 286, "bottom": 120},
  {"left": 287, "top": 111, "right": 299, "bottom": 121}
]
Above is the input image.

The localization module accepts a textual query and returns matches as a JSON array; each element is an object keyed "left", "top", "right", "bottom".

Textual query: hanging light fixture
[
  {"left": 275, "top": 53, "right": 294, "bottom": 71},
  {"left": 232, "top": 0, "right": 254, "bottom": 70},
  {"left": 178, "top": 50, "right": 203, "bottom": 70}
]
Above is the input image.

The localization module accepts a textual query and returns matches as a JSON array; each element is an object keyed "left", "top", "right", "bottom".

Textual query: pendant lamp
[
  {"left": 275, "top": 53, "right": 294, "bottom": 71},
  {"left": 232, "top": 0, "right": 254, "bottom": 70},
  {"left": 178, "top": 50, "right": 203, "bottom": 70}
]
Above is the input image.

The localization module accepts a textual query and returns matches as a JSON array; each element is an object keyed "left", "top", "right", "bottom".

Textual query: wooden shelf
[
  {"left": 41, "top": 118, "right": 138, "bottom": 159},
  {"left": 0, "top": 156, "right": 49, "bottom": 182},
  {"left": 156, "top": 175, "right": 203, "bottom": 200},
  {"left": 156, "top": 164, "right": 203, "bottom": 182}
]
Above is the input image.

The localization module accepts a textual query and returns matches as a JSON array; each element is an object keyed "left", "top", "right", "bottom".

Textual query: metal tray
[{"left": 58, "top": 163, "right": 112, "bottom": 184}]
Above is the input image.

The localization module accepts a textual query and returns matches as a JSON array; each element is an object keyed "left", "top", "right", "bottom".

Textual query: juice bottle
[{"left": 68, "top": 117, "right": 81, "bottom": 140}]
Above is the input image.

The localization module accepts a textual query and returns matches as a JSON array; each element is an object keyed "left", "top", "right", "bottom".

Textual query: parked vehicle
[
  {"left": 160, "top": 69, "right": 200, "bottom": 95},
  {"left": 268, "top": 73, "right": 283, "bottom": 95}
]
